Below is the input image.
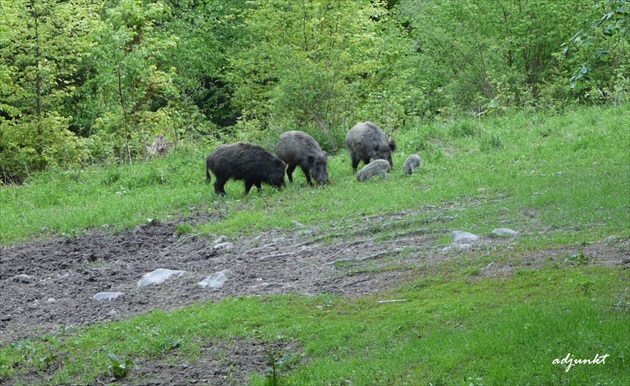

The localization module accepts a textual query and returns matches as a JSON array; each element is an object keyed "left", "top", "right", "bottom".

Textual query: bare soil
[{"left": 1, "top": 212, "right": 628, "bottom": 385}]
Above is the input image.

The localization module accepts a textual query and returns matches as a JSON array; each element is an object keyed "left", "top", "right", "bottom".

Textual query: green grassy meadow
[
  {"left": 1, "top": 105, "right": 629, "bottom": 384},
  {"left": 1, "top": 268, "right": 628, "bottom": 385},
  {"left": 2, "top": 105, "right": 628, "bottom": 246}
]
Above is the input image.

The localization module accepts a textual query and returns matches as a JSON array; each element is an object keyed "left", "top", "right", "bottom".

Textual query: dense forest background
[{"left": 0, "top": 0, "right": 628, "bottom": 184}]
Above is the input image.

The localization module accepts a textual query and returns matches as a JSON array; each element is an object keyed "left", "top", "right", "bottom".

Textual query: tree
[
  {"left": 159, "top": 0, "right": 246, "bottom": 129},
  {"left": 77, "top": 0, "right": 179, "bottom": 163},
  {"left": 227, "top": 0, "right": 409, "bottom": 151},
  {"left": 0, "top": 0, "right": 96, "bottom": 183},
  {"left": 397, "top": 0, "right": 596, "bottom": 114},
  {"left": 0, "top": 0, "right": 100, "bottom": 117}
]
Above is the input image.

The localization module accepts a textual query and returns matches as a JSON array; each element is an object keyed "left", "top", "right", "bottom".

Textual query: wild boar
[
  {"left": 205, "top": 142, "right": 286, "bottom": 195},
  {"left": 275, "top": 131, "right": 329, "bottom": 185},
  {"left": 357, "top": 159, "right": 391, "bottom": 182},
  {"left": 345, "top": 121, "right": 396, "bottom": 173},
  {"left": 402, "top": 154, "right": 421, "bottom": 174}
]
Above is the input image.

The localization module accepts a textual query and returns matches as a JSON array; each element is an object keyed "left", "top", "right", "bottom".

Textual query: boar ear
[
  {"left": 307, "top": 155, "right": 315, "bottom": 166},
  {"left": 389, "top": 140, "right": 397, "bottom": 152},
  {"left": 374, "top": 145, "right": 379, "bottom": 152}
]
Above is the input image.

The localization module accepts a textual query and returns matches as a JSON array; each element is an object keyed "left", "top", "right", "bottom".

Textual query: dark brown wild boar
[{"left": 206, "top": 142, "right": 286, "bottom": 195}]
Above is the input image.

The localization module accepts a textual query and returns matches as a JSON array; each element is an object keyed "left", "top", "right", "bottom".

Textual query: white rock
[
  {"left": 452, "top": 231, "right": 479, "bottom": 243},
  {"left": 93, "top": 292, "right": 124, "bottom": 301},
  {"left": 301, "top": 227, "right": 318, "bottom": 236},
  {"left": 137, "top": 268, "right": 186, "bottom": 288},
  {"left": 198, "top": 270, "right": 232, "bottom": 289},
  {"left": 213, "top": 235, "right": 228, "bottom": 244},
  {"left": 12, "top": 274, "right": 33, "bottom": 283},
  {"left": 212, "top": 242, "right": 234, "bottom": 253},
  {"left": 490, "top": 228, "right": 519, "bottom": 238}
]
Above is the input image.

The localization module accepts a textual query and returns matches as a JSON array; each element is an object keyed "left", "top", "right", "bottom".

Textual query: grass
[
  {"left": 2, "top": 105, "right": 629, "bottom": 246},
  {"left": 1, "top": 267, "right": 628, "bottom": 384},
  {"left": 1, "top": 104, "right": 629, "bottom": 384}
]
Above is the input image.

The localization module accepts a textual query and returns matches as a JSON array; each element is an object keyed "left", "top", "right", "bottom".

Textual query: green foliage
[
  {"left": 228, "top": 0, "right": 409, "bottom": 151},
  {"left": 79, "top": 0, "right": 179, "bottom": 164},
  {"left": 0, "top": 0, "right": 100, "bottom": 116},
  {"left": 107, "top": 352, "right": 134, "bottom": 380},
  {"left": 562, "top": 0, "right": 630, "bottom": 104},
  {"left": 479, "top": 133, "right": 504, "bottom": 152},
  {"left": 0, "top": 0, "right": 99, "bottom": 182},
  {"left": 397, "top": 0, "right": 601, "bottom": 114},
  {"left": 0, "top": 113, "right": 88, "bottom": 184},
  {"left": 263, "top": 349, "right": 282, "bottom": 386},
  {"left": 160, "top": 0, "right": 246, "bottom": 128},
  {"left": 174, "top": 222, "right": 194, "bottom": 236},
  {"left": 0, "top": 0, "right": 628, "bottom": 179},
  {"left": 262, "top": 348, "right": 304, "bottom": 385}
]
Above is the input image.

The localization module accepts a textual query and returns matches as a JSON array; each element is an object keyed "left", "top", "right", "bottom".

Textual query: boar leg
[
  {"left": 214, "top": 179, "right": 227, "bottom": 196},
  {"left": 286, "top": 163, "right": 296, "bottom": 183},
  {"left": 300, "top": 165, "right": 313, "bottom": 185},
  {"left": 351, "top": 157, "right": 360, "bottom": 174},
  {"left": 244, "top": 180, "right": 254, "bottom": 195}
]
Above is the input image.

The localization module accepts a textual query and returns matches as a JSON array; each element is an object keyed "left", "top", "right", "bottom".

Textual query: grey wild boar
[
  {"left": 345, "top": 121, "right": 396, "bottom": 173},
  {"left": 357, "top": 159, "right": 391, "bottom": 182},
  {"left": 275, "top": 131, "right": 329, "bottom": 185},
  {"left": 205, "top": 142, "right": 286, "bottom": 195},
  {"left": 402, "top": 154, "right": 421, "bottom": 174}
]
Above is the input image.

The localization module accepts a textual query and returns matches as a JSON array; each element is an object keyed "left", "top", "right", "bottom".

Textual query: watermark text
[{"left": 552, "top": 353, "right": 609, "bottom": 372}]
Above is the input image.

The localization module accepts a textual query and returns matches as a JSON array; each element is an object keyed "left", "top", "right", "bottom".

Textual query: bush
[{"left": 0, "top": 114, "right": 88, "bottom": 184}]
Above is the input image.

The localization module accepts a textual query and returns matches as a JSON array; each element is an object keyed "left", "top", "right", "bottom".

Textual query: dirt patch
[
  {"left": 1, "top": 213, "right": 628, "bottom": 384},
  {"left": 95, "top": 339, "right": 300, "bottom": 386},
  {"left": 0, "top": 217, "right": 424, "bottom": 344}
]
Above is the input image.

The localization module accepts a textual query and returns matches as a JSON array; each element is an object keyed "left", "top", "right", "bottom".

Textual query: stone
[
  {"left": 93, "top": 292, "right": 124, "bottom": 301},
  {"left": 137, "top": 268, "right": 186, "bottom": 288},
  {"left": 442, "top": 243, "right": 473, "bottom": 254},
  {"left": 301, "top": 227, "right": 318, "bottom": 236},
  {"left": 490, "top": 228, "right": 519, "bottom": 238},
  {"left": 212, "top": 242, "right": 234, "bottom": 253},
  {"left": 452, "top": 231, "right": 479, "bottom": 243},
  {"left": 213, "top": 235, "right": 228, "bottom": 244},
  {"left": 198, "top": 270, "right": 232, "bottom": 289},
  {"left": 12, "top": 274, "right": 33, "bottom": 283}
]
